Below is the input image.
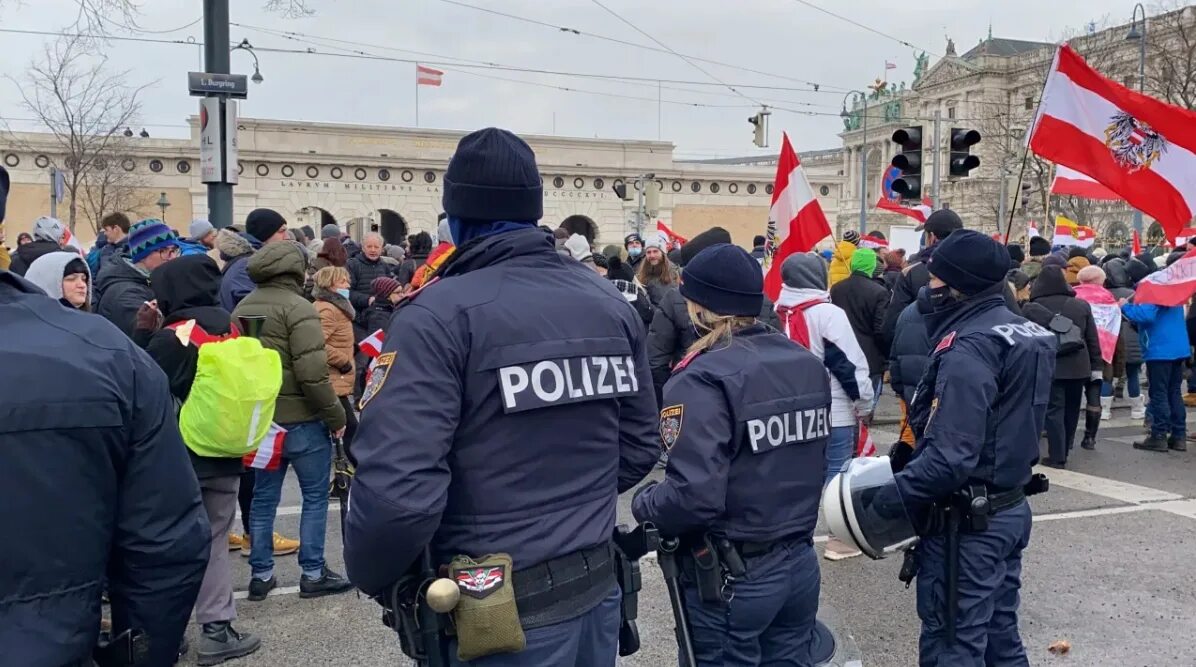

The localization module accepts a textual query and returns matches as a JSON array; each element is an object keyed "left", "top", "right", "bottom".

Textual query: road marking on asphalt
[
  {"left": 236, "top": 502, "right": 340, "bottom": 520},
  {"left": 233, "top": 585, "right": 301, "bottom": 601},
  {"left": 1032, "top": 465, "right": 1184, "bottom": 504}
]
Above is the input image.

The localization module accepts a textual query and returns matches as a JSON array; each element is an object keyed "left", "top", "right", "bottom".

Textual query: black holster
[
  {"left": 92, "top": 629, "right": 148, "bottom": 667},
  {"left": 613, "top": 524, "right": 660, "bottom": 657},
  {"left": 382, "top": 550, "right": 450, "bottom": 667}
]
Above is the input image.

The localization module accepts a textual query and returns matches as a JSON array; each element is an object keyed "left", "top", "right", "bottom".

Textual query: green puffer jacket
[{"left": 232, "top": 242, "right": 346, "bottom": 431}]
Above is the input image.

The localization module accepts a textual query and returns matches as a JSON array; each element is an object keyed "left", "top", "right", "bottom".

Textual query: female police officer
[{"left": 632, "top": 244, "right": 832, "bottom": 666}]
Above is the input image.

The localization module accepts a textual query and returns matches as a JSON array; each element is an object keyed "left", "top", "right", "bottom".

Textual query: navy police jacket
[
  {"left": 344, "top": 228, "right": 660, "bottom": 596},
  {"left": 0, "top": 271, "right": 210, "bottom": 667},
  {"left": 897, "top": 289, "right": 1056, "bottom": 513},
  {"left": 632, "top": 325, "right": 831, "bottom": 543}
]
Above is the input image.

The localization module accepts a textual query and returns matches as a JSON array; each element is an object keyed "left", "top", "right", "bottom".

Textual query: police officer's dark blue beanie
[
  {"left": 927, "top": 229, "right": 1010, "bottom": 296},
  {"left": 443, "top": 128, "right": 543, "bottom": 222},
  {"left": 679, "top": 243, "right": 764, "bottom": 317}
]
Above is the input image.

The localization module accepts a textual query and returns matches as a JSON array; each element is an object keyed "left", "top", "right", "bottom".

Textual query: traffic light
[
  {"left": 890, "top": 126, "right": 924, "bottom": 200},
  {"left": 749, "top": 108, "right": 771, "bottom": 148},
  {"left": 612, "top": 182, "right": 632, "bottom": 201},
  {"left": 644, "top": 179, "right": 660, "bottom": 215},
  {"left": 1020, "top": 182, "right": 1032, "bottom": 211},
  {"left": 949, "top": 128, "right": 982, "bottom": 177}
]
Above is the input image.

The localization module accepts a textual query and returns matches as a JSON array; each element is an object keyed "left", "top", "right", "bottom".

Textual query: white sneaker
[
  {"left": 1130, "top": 395, "right": 1146, "bottom": 420},
  {"left": 823, "top": 537, "right": 862, "bottom": 561}
]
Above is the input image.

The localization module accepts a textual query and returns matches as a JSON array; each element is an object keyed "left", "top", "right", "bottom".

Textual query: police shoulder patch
[
  {"left": 933, "top": 331, "right": 957, "bottom": 355},
  {"left": 358, "top": 352, "right": 395, "bottom": 411},
  {"left": 454, "top": 564, "right": 506, "bottom": 600},
  {"left": 660, "top": 404, "right": 684, "bottom": 450}
]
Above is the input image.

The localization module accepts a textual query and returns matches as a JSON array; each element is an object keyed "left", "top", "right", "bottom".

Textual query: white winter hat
[{"left": 564, "top": 233, "right": 593, "bottom": 262}]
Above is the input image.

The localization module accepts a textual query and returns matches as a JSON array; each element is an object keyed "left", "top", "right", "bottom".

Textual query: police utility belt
[
  {"left": 388, "top": 544, "right": 616, "bottom": 663},
  {"left": 677, "top": 533, "right": 797, "bottom": 606},
  {"left": 946, "top": 474, "right": 1048, "bottom": 533}
]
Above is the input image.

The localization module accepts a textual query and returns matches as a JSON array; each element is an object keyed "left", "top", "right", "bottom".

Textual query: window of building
[
  {"left": 1024, "top": 96, "right": 1034, "bottom": 110},
  {"left": 947, "top": 107, "right": 956, "bottom": 120}
]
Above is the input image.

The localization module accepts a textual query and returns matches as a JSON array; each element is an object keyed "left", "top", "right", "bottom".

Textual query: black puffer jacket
[
  {"left": 144, "top": 255, "right": 244, "bottom": 480},
  {"left": 830, "top": 271, "right": 890, "bottom": 376},
  {"left": 888, "top": 301, "right": 931, "bottom": 406},
  {"left": 1021, "top": 266, "right": 1102, "bottom": 381},
  {"left": 647, "top": 285, "right": 781, "bottom": 401},
  {"left": 1103, "top": 258, "right": 1142, "bottom": 365},
  {"left": 346, "top": 253, "right": 392, "bottom": 324},
  {"left": 95, "top": 256, "right": 153, "bottom": 338},
  {"left": 8, "top": 239, "right": 64, "bottom": 276}
]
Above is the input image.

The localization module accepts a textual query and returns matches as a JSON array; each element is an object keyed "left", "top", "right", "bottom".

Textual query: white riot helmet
[{"left": 822, "top": 456, "right": 919, "bottom": 560}]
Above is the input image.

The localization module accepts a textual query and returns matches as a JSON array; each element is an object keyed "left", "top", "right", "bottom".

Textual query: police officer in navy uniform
[
  {"left": 896, "top": 230, "right": 1055, "bottom": 666},
  {"left": 343, "top": 128, "right": 660, "bottom": 666},
  {"left": 632, "top": 243, "right": 832, "bottom": 667},
  {"left": 0, "top": 164, "right": 211, "bottom": 666}
]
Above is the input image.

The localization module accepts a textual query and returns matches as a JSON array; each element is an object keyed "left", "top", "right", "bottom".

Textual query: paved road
[{"left": 178, "top": 393, "right": 1196, "bottom": 666}]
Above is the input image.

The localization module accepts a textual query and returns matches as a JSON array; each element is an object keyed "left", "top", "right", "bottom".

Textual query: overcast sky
[{"left": 0, "top": 0, "right": 1148, "bottom": 158}]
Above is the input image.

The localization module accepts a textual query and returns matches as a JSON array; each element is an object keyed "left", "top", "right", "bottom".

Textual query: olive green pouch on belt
[{"left": 449, "top": 553, "right": 526, "bottom": 661}]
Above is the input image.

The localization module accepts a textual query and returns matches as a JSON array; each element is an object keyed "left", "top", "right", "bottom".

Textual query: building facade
[{"left": 0, "top": 118, "right": 839, "bottom": 249}]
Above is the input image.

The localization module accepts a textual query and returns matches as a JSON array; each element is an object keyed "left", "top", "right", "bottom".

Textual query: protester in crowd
[
  {"left": 320, "top": 223, "right": 339, "bottom": 242},
  {"left": 563, "top": 233, "right": 592, "bottom": 263},
  {"left": 1074, "top": 265, "right": 1118, "bottom": 450},
  {"left": 830, "top": 247, "right": 889, "bottom": 404},
  {"left": 313, "top": 266, "right": 359, "bottom": 462},
  {"left": 9, "top": 216, "right": 69, "bottom": 276},
  {"left": 363, "top": 275, "right": 403, "bottom": 340},
  {"left": 232, "top": 241, "right": 352, "bottom": 600},
  {"left": 1122, "top": 288, "right": 1190, "bottom": 452},
  {"left": 179, "top": 219, "right": 217, "bottom": 256},
  {"left": 221, "top": 209, "right": 292, "bottom": 312},
  {"left": 96, "top": 212, "right": 131, "bottom": 273},
  {"left": 601, "top": 243, "right": 624, "bottom": 261},
  {"left": 750, "top": 234, "right": 767, "bottom": 263},
  {"left": 647, "top": 226, "right": 782, "bottom": 403},
  {"left": 1021, "top": 265, "right": 1101, "bottom": 468},
  {"left": 407, "top": 230, "right": 433, "bottom": 267},
  {"left": 306, "top": 235, "right": 349, "bottom": 299},
  {"left": 1007, "top": 244, "right": 1025, "bottom": 270},
  {"left": 828, "top": 229, "right": 860, "bottom": 287},
  {"left": 25, "top": 251, "right": 90, "bottom": 311},
  {"left": 142, "top": 255, "right": 263, "bottom": 665},
  {"left": 1066, "top": 251, "right": 1091, "bottom": 285},
  {"left": 16, "top": 231, "right": 32, "bottom": 246},
  {"left": 775, "top": 252, "right": 873, "bottom": 561},
  {"left": 1101, "top": 258, "right": 1145, "bottom": 421},
  {"left": 84, "top": 232, "right": 107, "bottom": 276},
  {"left": 1009, "top": 269, "right": 1032, "bottom": 304},
  {"left": 882, "top": 249, "right": 905, "bottom": 291},
  {"left": 299, "top": 225, "right": 315, "bottom": 245},
  {"left": 606, "top": 253, "right": 653, "bottom": 326},
  {"left": 624, "top": 232, "right": 645, "bottom": 270},
  {"left": 882, "top": 210, "right": 964, "bottom": 347},
  {"left": 345, "top": 233, "right": 390, "bottom": 329},
  {"left": 636, "top": 233, "right": 679, "bottom": 307},
  {"left": 411, "top": 218, "right": 454, "bottom": 289},
  {"left": 95, "top": 218, "right": 180, "bottom": 338}
]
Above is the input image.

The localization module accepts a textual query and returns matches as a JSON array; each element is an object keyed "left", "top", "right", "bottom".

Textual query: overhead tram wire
[
  {"left": 433, "top": 0, "right": 849, "bottom": 92},
  {"left": 589, "top": 0, "right": 765, "bottom": 106},
  {"left": 788, "top": 0, "right": 941, "bottom": 58}
]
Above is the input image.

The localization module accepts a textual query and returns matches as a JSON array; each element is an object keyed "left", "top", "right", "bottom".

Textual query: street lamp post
[
  {"left": 1127, "top": 3, "right": 1147, "bottom": 235},
  {"left": 232, "top": 39, "right": 265, "bottom": 84},
  {"left": 157, "top": 192, "right": 171, "bottom": 221},
  {"left": 841, "top": 91, "right": 869, "bottom": 233}
]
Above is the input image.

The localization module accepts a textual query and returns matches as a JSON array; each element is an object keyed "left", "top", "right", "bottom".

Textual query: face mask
[
  {"left": 917, "top": 284, "right": 958, "bottom": 315},
  {"left": 336, "top": 288, "right": 350, "bottom": 299},
  {"left": 628, "top": 247, "right": 642, "bottom": 258}
]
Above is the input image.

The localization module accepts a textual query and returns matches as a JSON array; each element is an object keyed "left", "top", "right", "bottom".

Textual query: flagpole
[
  {"left": 415, "top": 65, "right": 420, "bottom": 128},
  {"left": 1002, "top": 143, "right": 1032, "bottom": 245}
]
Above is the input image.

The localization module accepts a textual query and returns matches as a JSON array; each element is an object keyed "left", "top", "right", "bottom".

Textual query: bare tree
[
  {"left": 78, "top": 145, "right": 153, "bottom": 234},
  {"left": 6, "top": 35, "right": 148, "bottom": 232},
  {"left": 263, "top": 0, "right": 316, "bottom": 18},
  {"left": 1145, "top": 2, "right": 1196, "bottom": 110}
]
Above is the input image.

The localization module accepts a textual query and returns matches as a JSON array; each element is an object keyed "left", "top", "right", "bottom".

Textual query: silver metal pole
[
  {"left": 49, "top": 167, "right": 57, "bottom": 219},
  {"left": 859, "top": 99, "right": 868, "bottom": 232},
  {"left": 997, "top": 169, "right": 1008, "bottom": 232},
  {"left": 203, "top": 0, "right": 234, "bottom": 230},
  {"left": 932, "top": 110, "right": 942, "bottom": 210},
  {"left": 636, "top": 176, "right": 645, "bottom": 237},
  {"left": 1132, "top": 5, "right": 1147, "bottom": 234}
]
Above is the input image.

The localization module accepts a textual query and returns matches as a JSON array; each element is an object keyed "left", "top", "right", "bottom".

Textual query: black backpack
[{"left": 1048, "top": 313, "right": 1085, "bottom": 356}]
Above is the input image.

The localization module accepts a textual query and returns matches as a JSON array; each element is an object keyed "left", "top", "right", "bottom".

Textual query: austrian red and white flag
[
  {"left": 1073, "top": 284, "right": 1121, "bottom": 363},
  {"left": 359, "top": 329, "right": 385, "bottom": 358},
  {"left": 762, "top": 133, "right": 832, "bottom": 301},
  {"left": 656, "top": 220, "right": 687, "bottom": 248},
  {"left": 1133, "top": 248, "right": 1196, "bottom": 306},
  {"left": 1029, "top": 44, "right": 1196, "bottom": 241},
  {"left": 1051, "top": 164, "right": 1121, "bottom": 201},
  {"left": 1173, "top": 227, "right": 1196, "bottom": 246},
  {"left": 856, "top": 423, "right": 877, "bottom": 458},
  {"left": 860, "top": 233, "right": 888, "bottom": 250},
  {"left": 416, "top": 65, "right": 444, "bottom": 87},
  {"left": 243, "top": 423, "right": 286, "bottom": 471},
  {"left": 875, "top": 196, "right": 932, "bottom": 224}
]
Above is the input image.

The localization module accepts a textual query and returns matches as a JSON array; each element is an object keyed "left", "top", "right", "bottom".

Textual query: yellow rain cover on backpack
[{"left": 179, "top": 333, "right": 282, "bottom": 458}]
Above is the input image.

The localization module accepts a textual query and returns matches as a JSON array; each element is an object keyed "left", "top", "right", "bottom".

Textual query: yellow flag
[{"left": 1054, "top": 215, "right": 1079, "bottom": 230}]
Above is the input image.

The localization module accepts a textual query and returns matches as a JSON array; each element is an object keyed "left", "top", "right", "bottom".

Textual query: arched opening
[
  {"left": 559, "top": 214, "right": 598, "bottom": 245},
  {"left": 313, "top": 207, "right": 337, "bottom": 229},
  {"left": 378, "top": 209, "right": 408, "bottom": 245},
  {"left": 1147, "top": 221, "right": 1165, "bottom": 244},
  {"left": 1104, "top": 221, "right": 1129, "bottom": 246}
]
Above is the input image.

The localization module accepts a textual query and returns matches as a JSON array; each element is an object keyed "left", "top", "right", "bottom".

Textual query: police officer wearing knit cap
[
  {"left": 633, "top": 243, "right": 832, "bottom": 667},
  {"left": 895, "top": 229, "right": 1055, "bottom": 665},
  {"left": 345, "top": 127, "right": 660, "bottom": 666}
]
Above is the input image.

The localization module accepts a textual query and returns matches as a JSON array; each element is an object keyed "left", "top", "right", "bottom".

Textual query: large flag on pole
[
  {"left": 1028, "top": 44, "right": 1196, "bottom": 241},
  {"left": 762, "top": 133, "right": 832, "bottom": 301},
  {"left": 656, "top": 220, "right": 687, "bottom": 249},
  {"left": 416, "top": 65, "right": 444, "bottom": 86},
  {"left": 1052, "top": 215, "right": 1096, "bottom": 248},
  {"left": 1134, "top": 248, "right": 1196, "bottom": 306},
  {"left": 1051, "top": 164, "right": 1120, "bottom": 200}
]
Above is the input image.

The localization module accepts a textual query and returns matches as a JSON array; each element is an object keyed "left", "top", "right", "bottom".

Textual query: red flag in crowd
[
  {"left": 416, "top": 65, "right": 444, "bottom": 87},
  {"left": 1029, "top": 44, "right": 1196, "bottom": 241},
  {"left": 1132, "top": 248, "right": 1196, "bottom": 306},
  {"left": 243, "top": 423, "right": 286, "bottom": 471},
  {"left": 359, "top": 329, "right": 385, "bottom": 358},
  {"left": 1132, "top": 230, "right": 1142, "bottom": 255},
  {"left": 856, "top": 423, "right": 876, "bottom": 457},
  {"left": 656, "top": 220, "right": 687, "bottom": 249},
  {"left": 762, "top": 133, "right": 832, "bottom": 301},
  {"left": 1051, "top": 164, "right": 1121, "bottom": 200}
]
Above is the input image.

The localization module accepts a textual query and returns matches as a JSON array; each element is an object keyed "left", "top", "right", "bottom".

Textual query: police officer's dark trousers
[
  {"left": 447, "top": 588, "right": 620, "bottom": 667},
  {"left": 916, "top": 501, "right": 1033, "bottom": 667},
  {"left": 684, "top": 539, "right": 819, "bottom": 667}
]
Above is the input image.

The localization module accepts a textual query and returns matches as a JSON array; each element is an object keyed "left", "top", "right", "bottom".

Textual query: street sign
[
  {"left": 199, "top": 98, "right": 221, "bottom": 183},
  {"left": 188, "top": 71, "right": 248, "bottom": 99}
]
